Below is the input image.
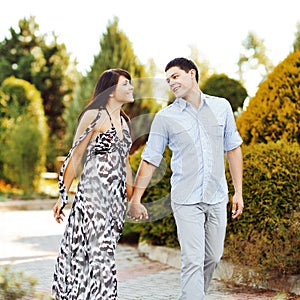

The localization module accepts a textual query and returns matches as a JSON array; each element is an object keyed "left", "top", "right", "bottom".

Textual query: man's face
[{"left": 165, "top": 66, "right": 195, "bottom": 98}]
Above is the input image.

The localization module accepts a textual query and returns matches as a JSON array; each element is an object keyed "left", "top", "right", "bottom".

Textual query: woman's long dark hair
[{"left": 78, "top": 68, "right": 131, "bottom": 123}]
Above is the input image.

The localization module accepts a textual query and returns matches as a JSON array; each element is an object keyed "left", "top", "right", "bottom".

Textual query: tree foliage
[
  {"left": 71, "top": 16, "right": 149, "bottom": 114},
  {"left": 64, "top": 17, "right": 161, "bottom": 151},
  {"left": 0, "top": 16, "right": 78, "bottom": 136},
  {"left": 237, "top": 51, "right": 300, "bottom": 145},
  {"left": 238, "top": 31, "right": 274, "bottom": 84},
  {"left": 0, "top": 77, "right": 48, "bottom": 194},
  {"left": 189, "top": 45, "right": 215, "bottom": 85},
  {"left": 201, "top": 74, "right": 248, "bottom": 112},
  {"left": 293, "top": 22, "right": 300, "bottom": 52}
]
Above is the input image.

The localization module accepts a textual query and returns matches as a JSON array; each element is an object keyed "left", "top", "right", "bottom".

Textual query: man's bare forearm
[
  {"left": 226, "top": 146, "right": 243, "bottom": 194},
  {"left": 131, "top": 160, "right": 157, "bottom": 203}
]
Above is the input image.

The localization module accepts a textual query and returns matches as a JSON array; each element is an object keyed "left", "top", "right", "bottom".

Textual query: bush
[
  {"left": 201, "top": 73, "right": 248, "bottom": 112},
  {"left": 0, "top": 266, "right": 37, "bottom": 300},
  {"left": 0, "top": 77, "right": 48, "bottom": 195},
  {"left": 126, "top": 141, "right": 300, "bottom": 275},
  {"left": 2, "top": 117, "right": 44, "bottom": 195},
  {"left": 124, "top": 146, "right": 179, "bottom": 248},
  {"left": 224, "top": 141, "right": 300, "bottom": 275}
]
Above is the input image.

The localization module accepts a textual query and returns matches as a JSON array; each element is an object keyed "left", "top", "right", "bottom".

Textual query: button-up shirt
[{"left": 142, "top": 93, "right": 243, "bottom": 205}]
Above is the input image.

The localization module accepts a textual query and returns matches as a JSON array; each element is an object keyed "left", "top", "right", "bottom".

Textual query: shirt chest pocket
[
  {"left": 205, "top": 125, "right": 224, "bottom": 137},
  {"left": 169, "top": 121, "right": 196, "bottom": 146},
  {"left": 204, "top": 125, "right": 224, "bottom": 149}
]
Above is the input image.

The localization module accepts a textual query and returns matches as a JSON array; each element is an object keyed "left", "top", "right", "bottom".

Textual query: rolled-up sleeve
[
  {"left": 141, "top": 114, "right": 168, "bottom": 167},
  {"left": 224, "top": 101, "right": 243, "bottom": 151}
]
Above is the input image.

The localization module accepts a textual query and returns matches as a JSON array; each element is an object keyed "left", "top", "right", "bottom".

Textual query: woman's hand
[
  {"left": 127, "top": 201, "right": 148, "bottom": 221},
  {"left": 53, "top": 197, "right": 65, "bottom": 223}
]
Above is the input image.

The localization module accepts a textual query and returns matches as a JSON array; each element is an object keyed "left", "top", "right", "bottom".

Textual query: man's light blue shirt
[{"left": 142, "top": 93, "right": 243, "bottom": 205}]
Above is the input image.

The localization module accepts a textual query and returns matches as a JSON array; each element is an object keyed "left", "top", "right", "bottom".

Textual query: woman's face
[{"left": 113, "top": 75, "right": 134, "bottom": 104}]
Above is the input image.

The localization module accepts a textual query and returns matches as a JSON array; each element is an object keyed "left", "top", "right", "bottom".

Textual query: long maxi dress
[{"left": 52, "top": 108, "right": 132, "bottom": 300}]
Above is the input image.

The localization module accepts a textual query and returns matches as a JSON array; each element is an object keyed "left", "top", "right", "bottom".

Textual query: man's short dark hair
[{"left": 165, "top": 57, "right": 199, "bottom": 83}]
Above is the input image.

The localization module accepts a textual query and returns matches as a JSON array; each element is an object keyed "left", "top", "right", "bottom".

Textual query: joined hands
[{"left": 127, "top": 202, "right": 149, "bottom": 221}]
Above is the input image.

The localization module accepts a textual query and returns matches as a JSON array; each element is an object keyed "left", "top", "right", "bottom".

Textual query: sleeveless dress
[{"left": 52, "top": 108, "right": 132, "bottom": 300}]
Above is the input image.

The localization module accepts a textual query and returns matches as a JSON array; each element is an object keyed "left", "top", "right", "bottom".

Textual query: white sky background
[{"left": 1, "top": 0, "right": 300, "bottom": 95}]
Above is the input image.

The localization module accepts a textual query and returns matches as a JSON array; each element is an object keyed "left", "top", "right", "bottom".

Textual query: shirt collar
[
  {"left": 176, "top": 97, "right": 188, "bottom": 111},
  {"left": 175, "top": 92, "right": 207, "bottom": 112}
]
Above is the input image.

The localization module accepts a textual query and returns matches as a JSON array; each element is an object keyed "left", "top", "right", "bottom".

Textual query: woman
[{"left": 52, "top": 69, "right": 134, "bottom": 299}]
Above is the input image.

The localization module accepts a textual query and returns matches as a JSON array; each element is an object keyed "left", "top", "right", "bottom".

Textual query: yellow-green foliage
[
  {"left": 0, "top": 266, "right": 37, "bottom": 299},
  {"left": 225, "top": 141, "right": 300, "bottom": 275},
  {"left": 237, "top": 51, "right": 300, "bottom": 145},
  {"left": 0, "top": 77, "right": 48, "bottom": 194},
  {"left": 126, "top": 141, "right": 300, "bottom": 275}
]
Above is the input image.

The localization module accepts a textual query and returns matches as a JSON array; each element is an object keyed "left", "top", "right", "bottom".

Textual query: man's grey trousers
[{"left": 172, "top": 200, "right": 227, "bottom": 300}]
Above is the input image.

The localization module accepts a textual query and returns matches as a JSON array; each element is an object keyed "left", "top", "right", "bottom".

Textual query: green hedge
[
  {"left": 224, "top": 141, "right": 300, "bottom": 275},
  {"left": 125, "top": 141, "right": 300, "bottom": 275}
]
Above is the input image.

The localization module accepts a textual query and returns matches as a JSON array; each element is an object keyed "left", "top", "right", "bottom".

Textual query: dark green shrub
[
  {"left": 201, "top": 73, "right": 248, "bottom": 112},
  {"left": 124, "top": 146, "right": 179, "bottom": 248},
  {"left": 224, "top": 141, "right": 300, "bottom": 275}
]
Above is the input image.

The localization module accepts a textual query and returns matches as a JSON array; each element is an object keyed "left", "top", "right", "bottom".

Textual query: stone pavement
[{"left": 0, "top": 209, "right": 298, "bottom": 299}]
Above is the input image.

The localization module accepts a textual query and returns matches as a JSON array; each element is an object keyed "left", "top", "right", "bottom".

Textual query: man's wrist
[
  {"left": 234, "top": 190, "right": 243, "bottom": 196},
  {"left": 130, "top": 196, "right": 141, "bottom": 204}
]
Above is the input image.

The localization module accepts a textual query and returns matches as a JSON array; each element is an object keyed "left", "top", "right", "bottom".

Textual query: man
[{"left": 128, "top": 57, "right": 244, "bottom": 299}]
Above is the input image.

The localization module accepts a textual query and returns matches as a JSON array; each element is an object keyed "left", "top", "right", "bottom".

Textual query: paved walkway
[{"left": 0, "top": 209, "right": 298, "bottom": 299}]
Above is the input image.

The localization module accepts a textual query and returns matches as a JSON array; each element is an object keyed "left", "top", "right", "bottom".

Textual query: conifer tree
[
  {"left": 65, "top": 17, "right": 161, "bottom": 151},
  {"left": 237, "top": 51, "right": 300, "bottom": 145}
]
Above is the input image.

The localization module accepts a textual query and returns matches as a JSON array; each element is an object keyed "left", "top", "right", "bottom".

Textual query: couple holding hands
[{"left": 52, "top": 57, "right": 243, "bottom": 300}]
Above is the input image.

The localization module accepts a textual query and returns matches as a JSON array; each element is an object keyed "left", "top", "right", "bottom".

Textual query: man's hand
[
  {"left": 127, "top": 201, "right": 148, "bottom": 221},
  {"left": 231, "top": 192, "right": 244, "bottom": 219}
]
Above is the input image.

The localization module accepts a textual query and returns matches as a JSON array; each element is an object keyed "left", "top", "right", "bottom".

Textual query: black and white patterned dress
[{"left": 52, "top": 108, "right": 132, "bottom": 300}]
